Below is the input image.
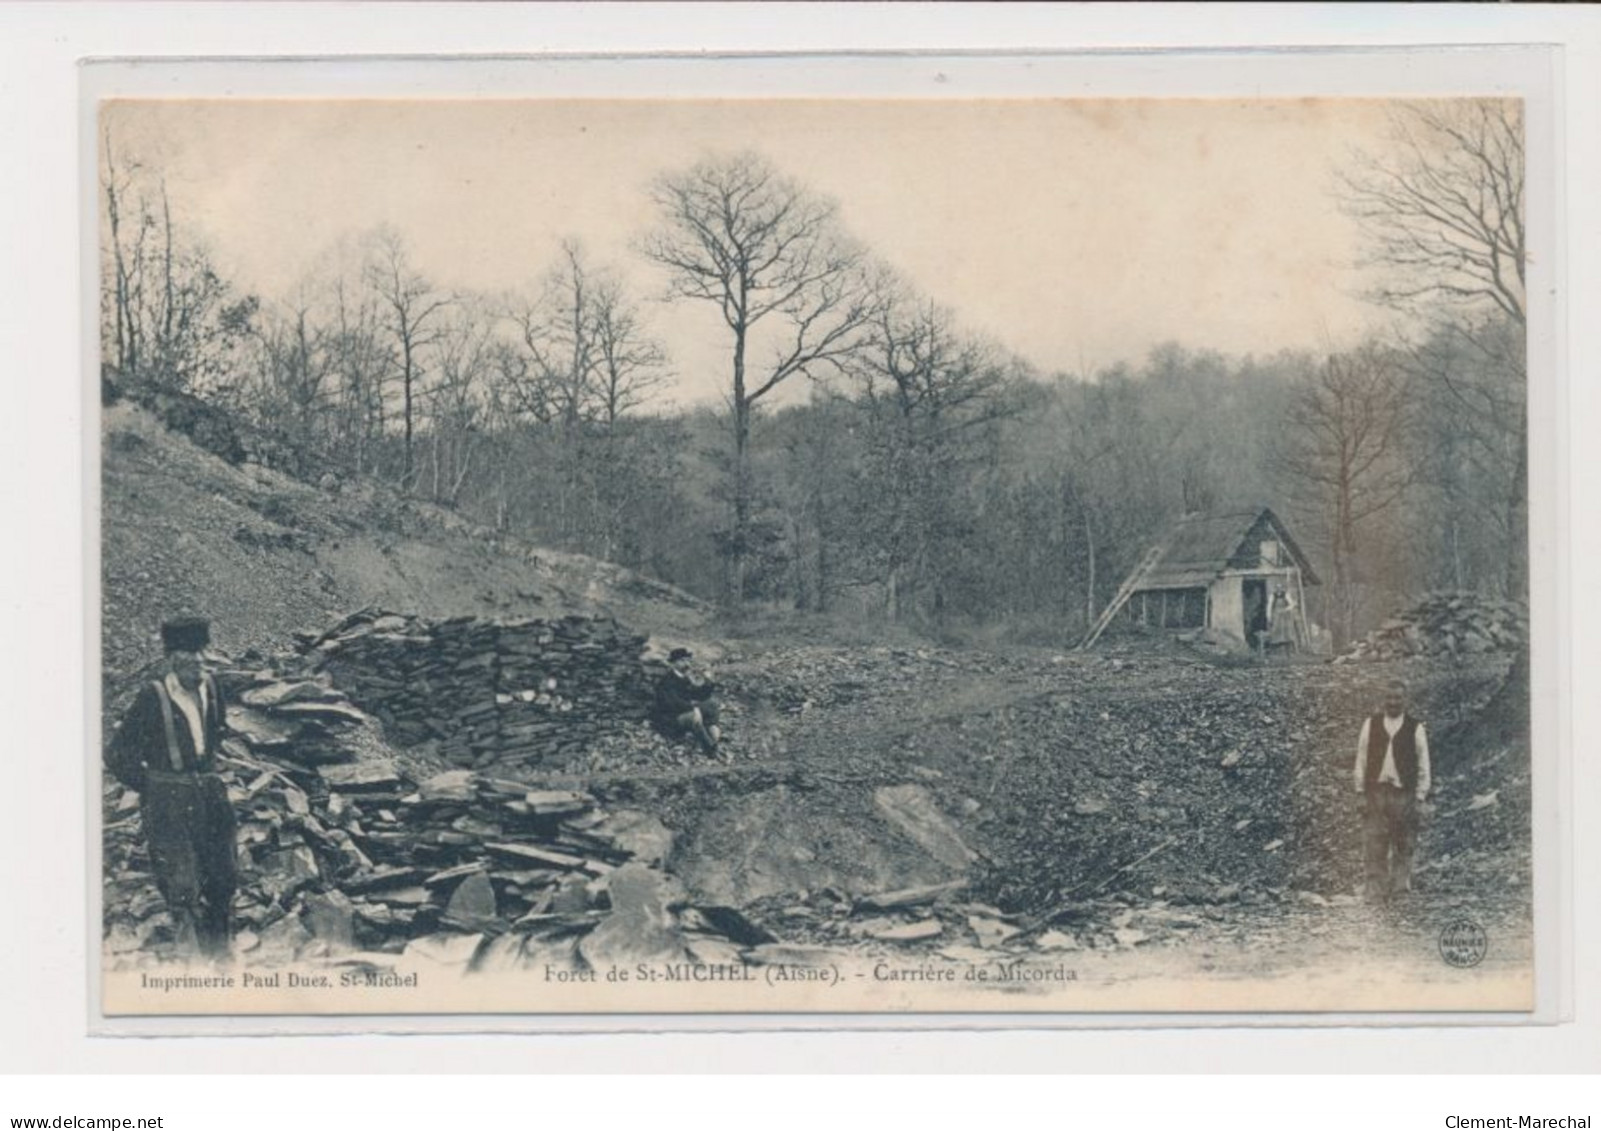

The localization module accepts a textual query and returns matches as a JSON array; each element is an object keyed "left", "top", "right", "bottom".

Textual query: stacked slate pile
[
  {"left": 300, "top": 609, "right": 658, "bottom": 771},
  {"left": 104, "top": 747, "right": 758, "bottom": 971},
  {"left": 216, "top": 667, "right": 372, "bottom": 767},
  {"left": 1337, "top": 592, "right": 1528, "bottom": 663},
  {"left": 104, "top": 659, "right": 375, "bottom": 774}
]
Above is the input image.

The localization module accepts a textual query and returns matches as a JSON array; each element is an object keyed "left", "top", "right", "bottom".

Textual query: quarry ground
[
  {"left": 569, "top": 639, "right": 1532, "bottom": 988},
  {"left": 100, "top": 404, "right": 1533, "bottom": 993}
]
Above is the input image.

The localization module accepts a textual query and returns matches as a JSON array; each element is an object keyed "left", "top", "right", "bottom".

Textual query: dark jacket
[
  {"left": 106, "top": 674, "right": 223, "bottom": 791},
  {"left": 654, "top": 665, "right": 715, "bottom": 718}
]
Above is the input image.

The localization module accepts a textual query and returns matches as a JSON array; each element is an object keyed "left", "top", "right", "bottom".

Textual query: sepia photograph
[{"left": 93, "top": 93, "right": 1537, "bottom": 1017}]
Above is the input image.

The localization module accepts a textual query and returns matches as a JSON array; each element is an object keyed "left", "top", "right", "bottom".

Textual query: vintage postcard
[{"left": 93, "top": 90, "right": 1542, "bottom": 1019}]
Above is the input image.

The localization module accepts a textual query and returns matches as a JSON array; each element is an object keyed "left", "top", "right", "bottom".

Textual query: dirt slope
[{"left": 100, "top": 403, "right": 708, "bottom": 692}]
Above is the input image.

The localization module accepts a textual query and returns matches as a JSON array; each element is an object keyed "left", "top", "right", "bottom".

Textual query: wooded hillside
[{"left": 100, "top": 103, "right": 1528, "bottom": 651}]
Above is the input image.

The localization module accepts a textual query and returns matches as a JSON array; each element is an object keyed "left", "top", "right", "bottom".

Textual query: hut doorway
[{"left": 1242, "top": 578, "right": 1269, "bottom": 645}]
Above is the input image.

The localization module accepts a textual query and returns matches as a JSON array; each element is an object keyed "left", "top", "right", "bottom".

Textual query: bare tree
[
  {"left": 503, "top": 240, "right": 669, "bottom": 549},
  {"left": 1277, "top": 343, "right": 1415, "bottom": 648},
  {"left": 848, "top": 272, "right": 1013, "bottom": 622},
  {"left": 506, "top": 240, "right": 666, "bottom": 429},
  {"left": 640, "top": 152, "right": 875, "bottom": 602},
  {"left": 422, "top": 301, "right": 494, "bottom": 506},
  {"left": 476, "top": 340, "right": 537, "bottom": 532},
  {"left": 250, "top": 290, "right": 337, "bottom": 452},
  {"left": 1047, "top": 352, "right": 1210, "bottom": 634},
  {"left": 1404, "top": 313, "right": 1525, "bottom": 593},
  {"left": 101, "top": 131, "right": 138, "bottom": 379},
  {"left": 325, "top": 268, "right": 395, "bottom": 477},
  {"left": 1341, "top": 101, "right": 1525, "bottom": 325},
  {"left": 590, "top": 274, "right": 669, "bottom": 431},
  {"left": 1340, "top": 100, "right": 1528, "bottom": 596},
  {"left": 507, "top": 240, "right": 601, "bottom": 438},
  {"left": 100, "top": 130, "right": 256, "bottom": 395},
  {"left": 364, "top": 227, "right": 451, "bottom": 491}
]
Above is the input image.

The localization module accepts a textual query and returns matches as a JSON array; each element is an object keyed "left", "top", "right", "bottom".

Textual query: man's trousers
[
  {"left": 1362, "top": 783, "right": 1418, "bottom": 898},
  {"left": 141, "top": 772, "right": 238, "bottom": 958}
]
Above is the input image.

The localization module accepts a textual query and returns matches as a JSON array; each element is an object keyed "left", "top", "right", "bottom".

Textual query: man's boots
[
  {"left": 169, "top": 906, "right": 201, "bottom": 959},
  {"left": 196, "top": 899, "right": 232, "bottom": 961}
]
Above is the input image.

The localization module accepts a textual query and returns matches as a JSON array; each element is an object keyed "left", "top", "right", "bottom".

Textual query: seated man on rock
[{"left": 652, "top": 647, "right": 723, "bottom": 758}]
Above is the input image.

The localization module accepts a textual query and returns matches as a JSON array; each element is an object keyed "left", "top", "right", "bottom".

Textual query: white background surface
[{"left": 1, "top": 1, "right": 1597, "bottom": 1097}]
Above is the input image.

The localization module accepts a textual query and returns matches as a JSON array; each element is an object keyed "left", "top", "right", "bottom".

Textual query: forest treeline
[{"left": 99, "top": 102, "right": 1527, "bottom": 649}]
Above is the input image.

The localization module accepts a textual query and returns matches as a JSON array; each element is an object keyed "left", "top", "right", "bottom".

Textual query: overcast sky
[{"left": 102, "top": 97, "right": 1406, "bottom": 405}]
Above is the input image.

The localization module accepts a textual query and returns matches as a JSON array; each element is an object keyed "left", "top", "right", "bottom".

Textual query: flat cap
[{"left": 160, "top": 616, "right": 211, "bottom": 654}]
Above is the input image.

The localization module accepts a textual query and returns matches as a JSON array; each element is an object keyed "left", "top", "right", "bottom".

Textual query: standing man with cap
[
  {"left": 1352, "top": 677, "right": 1432, "bottom": 904},
  {"left": 106, "top": 615, "right": 237, "bottom": 959}
]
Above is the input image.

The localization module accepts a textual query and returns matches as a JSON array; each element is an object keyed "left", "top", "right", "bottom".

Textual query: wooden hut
[{"left": 1081, "top": 508, "right": 1320, "bottom": 650}]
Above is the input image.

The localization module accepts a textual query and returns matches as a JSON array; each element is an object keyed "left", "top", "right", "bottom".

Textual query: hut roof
[{"left": 1135, "top": 508, "right": 1321, "bottom": 590}]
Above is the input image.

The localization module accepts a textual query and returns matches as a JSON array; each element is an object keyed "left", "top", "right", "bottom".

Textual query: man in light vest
[
  {"left": 1352, "top": 678, "right": 1432, "bottom": 904},
  {"left": 106, "top": 615, "right": 237, "bottom": 959}
]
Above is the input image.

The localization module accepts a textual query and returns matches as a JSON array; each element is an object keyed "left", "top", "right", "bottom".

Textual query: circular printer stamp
[{"left": 1438, "top": 920, "right": 1488, "bottom": 968}]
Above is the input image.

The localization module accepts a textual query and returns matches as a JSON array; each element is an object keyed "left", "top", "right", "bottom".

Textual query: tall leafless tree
[
  {"left": 251, "top": 291, "right": 337, "bottom": 451},
  {"left": 100, "top": 130, "right": 255, "bottom": 396},
  {"left": 590, "top": 273, "right": 669, "bottom": 432},
  {"left": 364, "top": 227, "right": 451, "bottom": 491},
  {"left": 423, "top": 301, "right": 496, "bottom": 506},
  {"left": 848, "top": 272, "right": 1013, "bottom": 622},
  {"left": 1405, "top": 313, "right": 1525, "bottom": 591},
  {"left": 507, "top": 240, "right": 667, "bottom": 433},
  {"left": 640, "top": 152, "right": 874, "bottom": 602},
  {"left": 503, "top": 240, "right": 669, "bottom": 550},
  {"left": 508, "top": 240, "right": 601, "bottom": 438},
  {"left": 1340, "top": 100, "right": 1527, "bottom": 597},
  {"left": 102, "top": 131, "right": 138, "bottom": 379},
  {"left": 1277, "top": 344, "right": 1415, "bottom": 649},
  {"left": 325, "top": 267, "right": 395, "bottom": 477},
  {"left": 1341, "top": 101, "right": 1525, "bottom": 323}
]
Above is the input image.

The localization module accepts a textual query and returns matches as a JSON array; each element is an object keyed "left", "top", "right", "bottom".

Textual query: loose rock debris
[
  {"left": 1337, "top": 592, "right": 1527, "bottom": 662},
  {"left": 104, "top": 605, "right": 1534, "bottom": 976},
  {"left": 932, "top": 657, "right": 1529, "bottom": 924},
  {"left": 103, "top": 612, "right": 748, "bottom": 974},
  {"left": 103, "top": 744, "right": 752, "bottom": 974}
]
